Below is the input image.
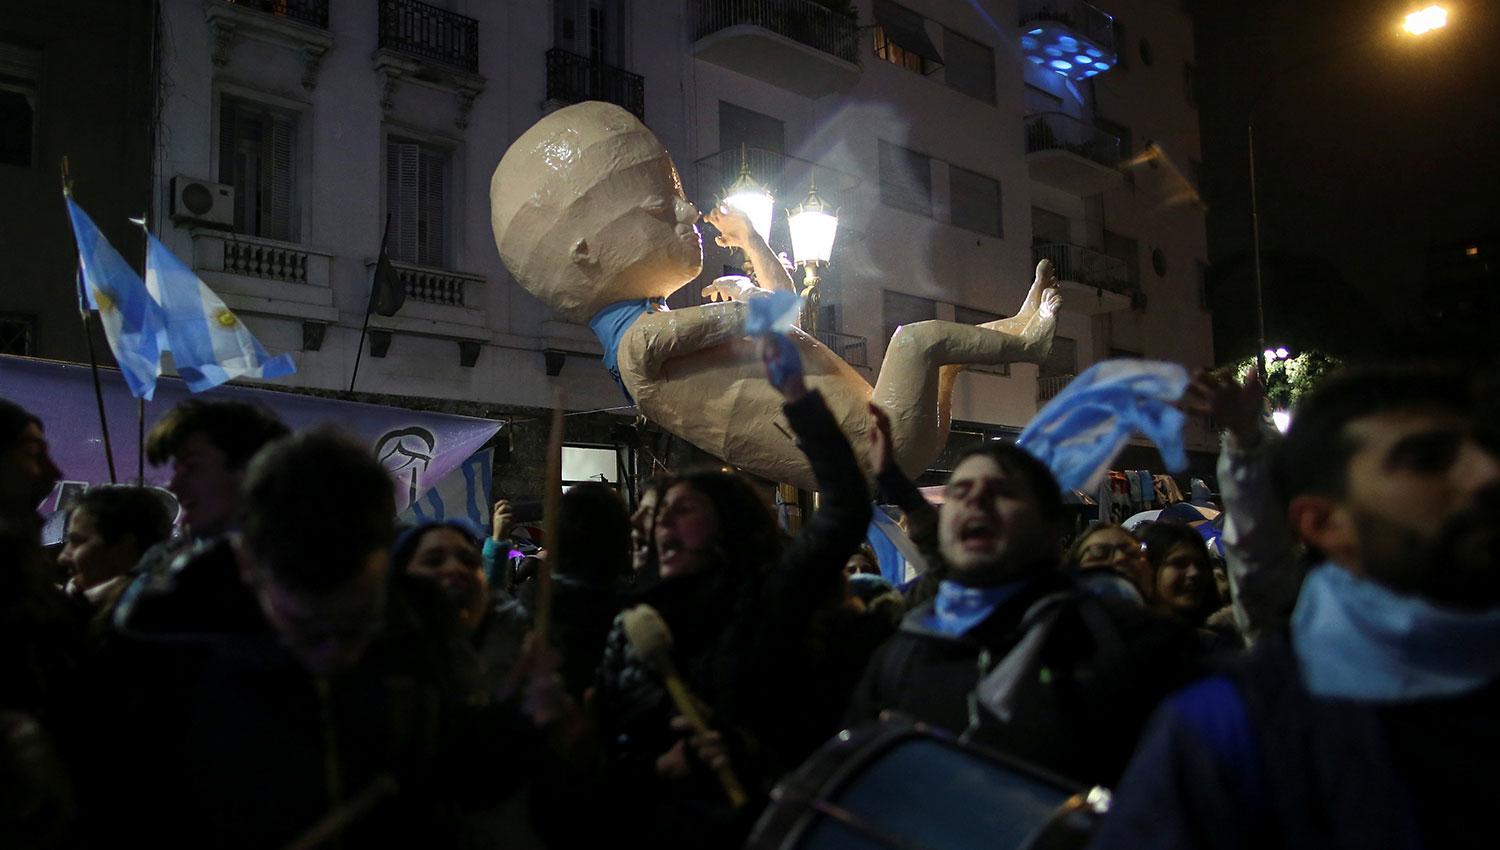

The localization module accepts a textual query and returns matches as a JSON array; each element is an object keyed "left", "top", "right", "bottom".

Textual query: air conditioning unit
[{"left": 170, "top": 176, "right": 235, "bottom": 228}]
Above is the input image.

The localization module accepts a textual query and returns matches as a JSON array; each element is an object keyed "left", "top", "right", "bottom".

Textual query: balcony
[
  {"left": 224, "top": 0, "right": 328, "bottom": 28},
  {"left": 365, "top": 259, "right": 488, "bottom": 344},
  {"left": 1024, "top": 112, "right": 1122, "bottom": 195},
  {"left": 545, "top": 48, "right": 645, "bottom": 120},
  {"left": 813, "top": 329, "right": 868, "bottom": 369},
  {"left": 1038, "top": 373, "right": 1074, "bottom": 402},
  {"left": 190, "top": 230, "right": 338, "bottom": 324},
  {"left": 1018, "top": 0, "right": 1117, "bottom": 81},
  {"left": 691, "top": 0, "right": 860, "bottom": 98},
  {"left": 1033, "top": 243, "right": 1134, "bottom": 314},
  {"left": 373, "top": 0, "right": 485, "bottom": 128},
  {"left": 378, "top": 0, "right": 477, "bottom": 71},
  {"left": 206, "top": 0, "right": 334, "bottom": 88}
]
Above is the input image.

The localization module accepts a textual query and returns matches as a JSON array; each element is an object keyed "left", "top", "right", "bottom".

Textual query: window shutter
[
  {"left": 268, "top": 114, "right": 294, "bottom": 241},
  {"left": 418, "top": 147, "right": 445, "bottom": 267},
  {"left": 388, "top": 140, "right": 420, "bottom": 263}
]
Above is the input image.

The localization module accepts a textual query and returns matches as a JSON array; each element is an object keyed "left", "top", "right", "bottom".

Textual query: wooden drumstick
[{"left": 621, "top": 605, "right": 749, "bottom": 809}]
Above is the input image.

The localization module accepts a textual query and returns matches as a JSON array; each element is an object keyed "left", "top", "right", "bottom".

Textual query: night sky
[{"left": 1189, "top": 0, "right": 1500, "bottom": 364}]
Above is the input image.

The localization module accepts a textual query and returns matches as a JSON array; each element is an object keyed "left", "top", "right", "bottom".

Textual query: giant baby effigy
[{"left": 490, "top": 102, "right": 1060, "bottom": 489}]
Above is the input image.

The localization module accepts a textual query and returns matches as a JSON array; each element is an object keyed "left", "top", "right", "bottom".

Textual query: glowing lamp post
[
  {"left": 1403, "top": 6, "right": 1447, "bottom": 35},
  {"left": 787, "top": 182, "right": 839, "bottom": 333},
  {"left": 724, "top": 147, "right": 774, "bottom": 246}
]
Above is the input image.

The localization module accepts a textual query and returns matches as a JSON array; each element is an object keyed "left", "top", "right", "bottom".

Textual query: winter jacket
[
  {"left": 1089, "top": 632, "right": 1500, "bottom": 850},
  {"left": 846, "top": 570, "right": 1201, "bottom": 788}
]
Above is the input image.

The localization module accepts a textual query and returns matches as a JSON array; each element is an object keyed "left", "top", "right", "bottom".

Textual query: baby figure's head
[{"left": 491, "top": 102, "right": 703, "bottom": 323}]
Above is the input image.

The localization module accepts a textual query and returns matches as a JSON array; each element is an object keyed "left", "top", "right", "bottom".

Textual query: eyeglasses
[{"left": 1079, "top": 541, "right": 1144, "bottom": 562}]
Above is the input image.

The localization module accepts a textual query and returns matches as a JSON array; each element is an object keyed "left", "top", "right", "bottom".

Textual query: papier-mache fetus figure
[{"left": 491, "top": 102, "right": 1060, "bottom": 489}]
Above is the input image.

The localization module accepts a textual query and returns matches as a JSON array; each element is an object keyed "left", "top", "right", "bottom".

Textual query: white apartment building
[{"left": 152, "top": 0, "right": 1215, "bottom": 482}]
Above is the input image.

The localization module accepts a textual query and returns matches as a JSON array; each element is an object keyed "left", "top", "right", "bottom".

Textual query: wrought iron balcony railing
[
  {"left": 1032, "top": 243, "right": 1134, "bottom": 294},
  {"left": 545, "top": 47, "right": 645, "bottom": 120},
  {"left": 1024, "top": 112, "right": 1121, "bottom": 169},
  {"left": 1038, "top": 373, "right": 1075, "bottom": 402},
  {"left": 1018, "top": 0, "right": 1115, "bottom": 52},
  {"left": 813, "top": 329, "right": 868, "bottom": 368},
  {"left": 378, "top": 0, "right": 479, "bottom": 72},
  {"left": 226, "top": 0, "right": 329, "bottom": 29},
  {"left": 693, "top": 0, "right": 859, "bottom": 64}
]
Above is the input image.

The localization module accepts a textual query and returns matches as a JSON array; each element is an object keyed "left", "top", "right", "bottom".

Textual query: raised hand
[
  {"left": 1180, "top": 366, "right": 1267, "bottom": 446},
  {"left": 491, "top": 499, "right": 515, "bottom": 541},
  {"left": 701, "top": 275, "right": 753, "bottom": 303},
  {"left": 759, "top": 334, "right": 807, "bottom": 403},
  {"left": 703, "top": 204, "right": 756, "bottom": 251}
]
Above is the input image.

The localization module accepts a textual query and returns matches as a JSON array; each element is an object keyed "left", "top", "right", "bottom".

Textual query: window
[
  {"left": 872, "top": 0, "right": 942, "bottom": 75},
  {"left": 1031, "top": 206, "right": 1070, "bottom": 246},
  {"left": 0, "top": 43, "right": 39, "bottom": 169},
  {"left": 953, "top": 305, "right": 1009, "bottom": 376},
  {"left": 882, "top": 290, "right": 936, "bottom": 355},
  {"left": 387, "top": 138, "right": 450, "bottom": 268},
  {"left": 948, "top": 165, "right": 1001, "bottom": 237},
  {"left": 1103, "top": 230, "right": 1139, "bottom": 285},
  {"left": 878, "top": 141, "right": 932, "bottom": 217},
  {"left": 942, "top": 28, "right": 994, "bottom": 103},
  {"left": 1040, "top": 335, "right": 1076, "bottom": 378},
  {"left": 1023, "top": 84, "right": 1063, "bottom": 114},
  {"left": 219, "top": 96, "right": 299, "bottom": 242},
  {"left": 0, "top": 312, "right": 36, "bottom": 355}
]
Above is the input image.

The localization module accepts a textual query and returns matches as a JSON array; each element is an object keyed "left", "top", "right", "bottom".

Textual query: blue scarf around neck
[
  {"left": 1291, "top": 562, "right": 1500, "bottom": 702},
  {"left": 921, "top": 579, "right": 1027, "bottom": 637}
]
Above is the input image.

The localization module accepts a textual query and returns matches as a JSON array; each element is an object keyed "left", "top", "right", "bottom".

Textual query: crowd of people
[{"left": 1, "top": 349, "right": 1495, "bottom": 849}]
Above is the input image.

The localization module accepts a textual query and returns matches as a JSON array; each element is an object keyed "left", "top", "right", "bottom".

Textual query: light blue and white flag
[
  {"left": 1016, "top": 359, "right": 1189, "bottom": 492},
  {"left": 64, "top": 197, "right": 165, "bottom": 400},
  {"left": 144, "top": 232, "right": 295, "bottom": 392}
]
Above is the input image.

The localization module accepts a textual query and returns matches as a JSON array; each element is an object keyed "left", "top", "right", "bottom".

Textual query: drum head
[{"left": 750, "top": 719, "right": 1103, "bottom": 850}]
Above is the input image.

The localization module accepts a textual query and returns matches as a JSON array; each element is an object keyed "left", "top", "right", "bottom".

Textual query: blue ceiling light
[{"left": 1019, "top": 22, "right": 1119, "bottom": 81}]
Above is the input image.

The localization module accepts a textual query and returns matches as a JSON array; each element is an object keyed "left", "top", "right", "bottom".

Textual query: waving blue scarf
[
  {"left": 1016, "top": 359, "right": 1188, "bottom": 491},
  {"left": 1292, "top": 563, "right": 1500, "bottom": 702}
]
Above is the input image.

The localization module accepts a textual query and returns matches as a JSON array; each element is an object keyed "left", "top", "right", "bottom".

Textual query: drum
[{"left": 748, "top": 718, "right": 1110, "bottom": 850}]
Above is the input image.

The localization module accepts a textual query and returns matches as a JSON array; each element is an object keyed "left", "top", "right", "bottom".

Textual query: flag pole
[
  {"left": 63, "top": 157, "right": 118, "bottom": 484},
  {"left": 348, "top": 214, "right": 392, "bottom": 394},
  {"left": 137, "top": 213, "right": 148, "bottom": 484}
]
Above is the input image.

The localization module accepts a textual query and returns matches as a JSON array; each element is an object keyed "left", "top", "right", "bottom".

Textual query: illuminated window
[{"left": 872, "top": 1, "right": 942, "bottom": 75}]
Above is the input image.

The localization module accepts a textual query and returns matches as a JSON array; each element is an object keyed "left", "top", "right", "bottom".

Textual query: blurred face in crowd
[
  {"left": 1151, "top": 542, "right": 1210, "bottom": 617},
  {"left": 1076, "top": 526, "right": 1149, "bottom": 592},
  {"left": 0, "top": 423, "right": 61, "bottom": 523},
  {"left": 630, "top": 487, "right": 660, "bottom": 573},
  {"left": 1307, "top": 409, "right": 1500, "bottom": 607},
  {"left": 404, "top": 526, "right": 488, "bottom": 630},
  {"left": 241, "top": 548, "right": 390, "bottom": 677},
  {"left": 939, "top": 454, "right": 1053, "bottom": 586},
  {"left": 169, "top": 432, "right": 242, "bottom": 538},
  {"left": 844, "top": 551, "right": 878, "bottom": 576},
  {"left": 58, "top": 507, "right": 140, "bottom": 591},
  {"left": 654, "top": 482, "right": 720, "bottom": 579}
]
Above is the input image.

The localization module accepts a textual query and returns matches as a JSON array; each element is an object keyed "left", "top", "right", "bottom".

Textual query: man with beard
[{"left": 1091, "top": 365, "right": 1500, "bottom": 850}]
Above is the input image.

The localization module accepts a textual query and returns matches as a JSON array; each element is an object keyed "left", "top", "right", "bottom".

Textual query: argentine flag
[
  {"left": 65, "top": 197, "right": 166, "bottom": 399},
  {"left": 1016, "top": 359, "right": 1190, "bottom": 492},
  {"left": 144, "top": 233, "right": 296, "bottom": 392}
]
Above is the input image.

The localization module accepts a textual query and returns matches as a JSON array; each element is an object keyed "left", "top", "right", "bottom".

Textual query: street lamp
[
  {"left": 787, "top": 180, "right": 839, "bottom": 333},
  {"left": 723, "top": 145, "right": 774, "bottom": 246},
  {"left": 1247, "top": 9, "right": 1446, "bottom": 373},
  {"left": 1403, "top": 6, "right": 1448, "bottom": 36}
]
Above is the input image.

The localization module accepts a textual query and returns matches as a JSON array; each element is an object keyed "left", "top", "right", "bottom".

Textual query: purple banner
[{"left": 0, "top": 354, "right": 502, "bottom": 516}]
